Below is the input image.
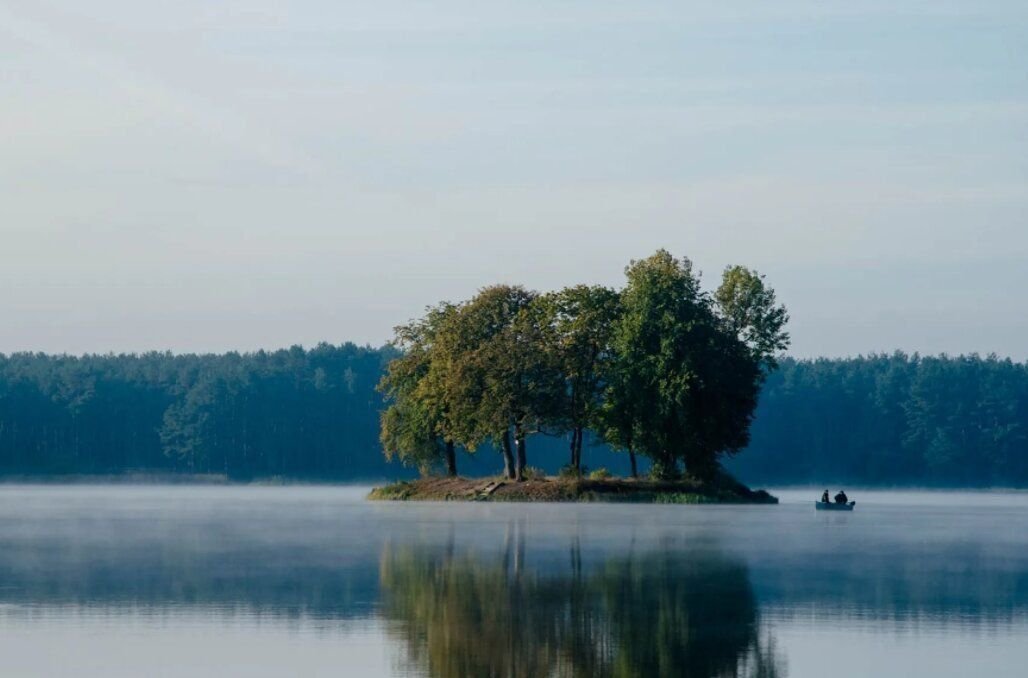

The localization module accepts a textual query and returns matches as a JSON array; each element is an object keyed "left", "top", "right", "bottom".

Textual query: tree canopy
[{"left": 378, "top": 250, "right": 790, "bottom": 480}]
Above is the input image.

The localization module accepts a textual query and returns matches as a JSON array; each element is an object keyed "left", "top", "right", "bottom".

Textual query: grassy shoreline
[{"left": 368, "top": 474, "right": 777, "bottom": 504}]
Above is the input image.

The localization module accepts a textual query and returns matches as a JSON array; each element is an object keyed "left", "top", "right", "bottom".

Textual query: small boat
[{"left": 815, "top": 500, "right": 855, "bottom": 511}]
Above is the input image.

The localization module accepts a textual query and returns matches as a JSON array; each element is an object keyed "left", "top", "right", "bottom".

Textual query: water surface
[{"left": 1, "top": 485, "right": 1026, "bottom": 677}]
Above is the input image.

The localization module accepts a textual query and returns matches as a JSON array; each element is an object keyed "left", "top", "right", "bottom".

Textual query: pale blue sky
[{"left": 1, "top": 1, "right": 1026, "bottom": 357}]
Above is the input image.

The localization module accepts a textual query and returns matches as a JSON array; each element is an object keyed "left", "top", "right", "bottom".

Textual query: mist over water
[{"left": 1, "top": 485, "right": 1026, "bottom": 677}]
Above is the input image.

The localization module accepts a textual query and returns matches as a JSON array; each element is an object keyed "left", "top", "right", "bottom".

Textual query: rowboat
[{"left": 815, "top": 501, "right": 855, "bottom": 511}]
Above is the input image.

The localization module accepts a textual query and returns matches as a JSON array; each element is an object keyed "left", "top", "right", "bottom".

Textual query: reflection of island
[{"left": 379, "top": 532, "right": 783, "bottom": 678}]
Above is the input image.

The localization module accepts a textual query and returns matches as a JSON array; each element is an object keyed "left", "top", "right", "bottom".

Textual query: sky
[{"left": 1, "top": 0, "right": 1026, "bottom": 359}]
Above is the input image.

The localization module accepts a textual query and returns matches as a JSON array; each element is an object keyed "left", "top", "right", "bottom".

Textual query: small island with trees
[{"left": 370, "top": 250, "right": 788, "bottom": 504}]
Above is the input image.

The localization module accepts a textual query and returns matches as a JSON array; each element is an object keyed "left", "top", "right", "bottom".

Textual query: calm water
[{"left": 1, "top": 485, "right": 1026, "bottom": 677}]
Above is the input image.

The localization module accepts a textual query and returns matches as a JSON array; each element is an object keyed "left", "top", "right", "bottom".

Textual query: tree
[
  {"left": 378, "top": 305, "right": 459, "bottom": 476},
  {"left": 714, "top": 266, "right": 790, "bottom": 372},
  {"left": 599, "top": 352, "right": 642, "bottom": 478},
  {"left": 605, "top": 251, "right": 781, "bottom": 479},
  {"left": 538, "top": 285, "right": 620, "bottom": 472},
  {"left": 606, "top": 251, "right": 709, "bottom": 478},
  {"left": 439, "top": 286, "right": 563, "bottom": 481}
]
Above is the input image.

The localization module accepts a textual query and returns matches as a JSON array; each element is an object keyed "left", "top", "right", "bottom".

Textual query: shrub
[
  {"left": 649, "top": 460, "right": 681, "bottom": 481},
  {"left": 559, "top": 465, "right": 589, "bottom": 479},
  {"left": 522, "top": 466, "right": 546, "bottom": 480},
  {"left": 588, "top": 467, "right": 612, "bottom": 480},
  {"left": 653, "top": 493, "right": 706, "bottom": 504}
]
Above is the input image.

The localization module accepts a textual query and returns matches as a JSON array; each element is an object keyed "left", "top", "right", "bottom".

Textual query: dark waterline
[{"left": 1, "top": 485, "right": 1026, "bottom": 677}]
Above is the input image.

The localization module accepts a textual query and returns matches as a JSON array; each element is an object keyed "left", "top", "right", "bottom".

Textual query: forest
[
  {"left": 0, "top": 344, "right": 393, "bottom": 479},
  {"left": 731, "top": 352, "right": 1028, "bottom": 486},
  {"left": 0, "top": 348, "right": 1025, "bottom": 486},
  {"left": 0, "top": 347, "right": 1025, "bottom": 486}
]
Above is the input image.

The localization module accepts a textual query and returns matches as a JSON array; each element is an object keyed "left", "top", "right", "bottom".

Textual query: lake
[{"left": 0, "top": 485, "right": 1026, "bottom": 677}]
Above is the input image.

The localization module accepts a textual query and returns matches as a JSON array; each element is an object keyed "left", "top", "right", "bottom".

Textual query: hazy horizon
[{"left": 3, "top": 1, "right": 1026, "bottom": 359}]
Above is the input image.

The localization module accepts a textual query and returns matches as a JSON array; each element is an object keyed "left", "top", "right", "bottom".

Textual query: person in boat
[
  {"left": 821, "top": 490, "right": 830, "bottom": 503},
  {"left": 834, "top": 490, "right": 849, "bottom": 504}
]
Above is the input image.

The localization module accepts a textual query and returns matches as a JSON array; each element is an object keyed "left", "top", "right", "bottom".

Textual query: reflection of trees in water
[
  {"left": 380, "top": 528, "right": 783, "bottom": 678},
  {"left": 590, "top": 553, "right": 781, "bottom": 678}
]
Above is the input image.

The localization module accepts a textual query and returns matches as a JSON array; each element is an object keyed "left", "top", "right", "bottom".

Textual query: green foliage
[
  {"left": 378, "top": 304, "right": 459, "bottom": 476},
  {"left": 651, "top": 492, "right": 708, "bottom": 504},
  {"left": 648, "top": 460, "right": 681, "bottom": 481},
  {"left": 4, "top": 343, "right": 1028, "bottom": 486},
  {"left": 378, "top": 250, "right": 788, "bottom": 482},
  {"left": 714, "top": 266, "right": 790, "bottom": 371},
  {"left": 731, "top": 352, "right": 1028, "bottom": 486},
  {"left": 378, "top": 400, "right": 447, "bottom": 476},
  {"left": 602, "top": 251, "right": 774, "bottom": 479},
  {"left": 522, "top": 466, "right": 546, "bottom": 480},
  {"left": 0, "top": 344, "right": 391, "bottom": 479},
  {"left": 405, "top": 284, "right": 567, "bottom": 481},
  {"left": 536, "top": 285, "right": 621, "bottom": 470},
  {"left": 559, "top": 464, "right": 585, "bottom": 479},
  {"left": 368, "top": 481, "right": 416, "bottom": 500},
  {"left": 588, "top": 467, "right": 612, "bottom": 480},
  {"left": 464, "top": 286, "right": 564, "bottom": 444}
]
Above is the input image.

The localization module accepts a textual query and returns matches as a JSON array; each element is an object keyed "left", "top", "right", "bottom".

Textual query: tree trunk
[
  {"left": 568, "top": 428, "right": 578, "bottom": 469},
  {"left": 574, "top": 427, "right": 584, "bottom": 471},
  {"left": 513, "top": 520, "right": 525, "bottom": 576},
  {"left": 570, "top": 535, "right": 582, "bottom": 579},
  {"left": 629, "top": 447, "right": 638, "bottom": 479},
  {"left": 514, "top": 426, "right": 527, "bottom": 482},
  {"left": 501, "top": 430, "right": 515, "bottom": 480},
  {"left": 444, "top": 440, "right": 457, "bottom": 477}
]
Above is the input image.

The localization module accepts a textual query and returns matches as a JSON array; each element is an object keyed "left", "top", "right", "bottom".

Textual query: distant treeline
[
  {"left": 730, "top": 353, "right": 1028, "bottom": 486},
  {"left": 0, "top": 345, "right": 393, "bottom": 479},
  {"left": 0, "top": 349, "right": 1025, "bottom": 485}
]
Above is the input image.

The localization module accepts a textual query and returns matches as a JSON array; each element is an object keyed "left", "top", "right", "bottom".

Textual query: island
[
  {"left": 371, "top": 250, "right": 788, "bottom": 504},
  {"left": 370, "top": 473, "right": 777, "bottom": 504}
]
